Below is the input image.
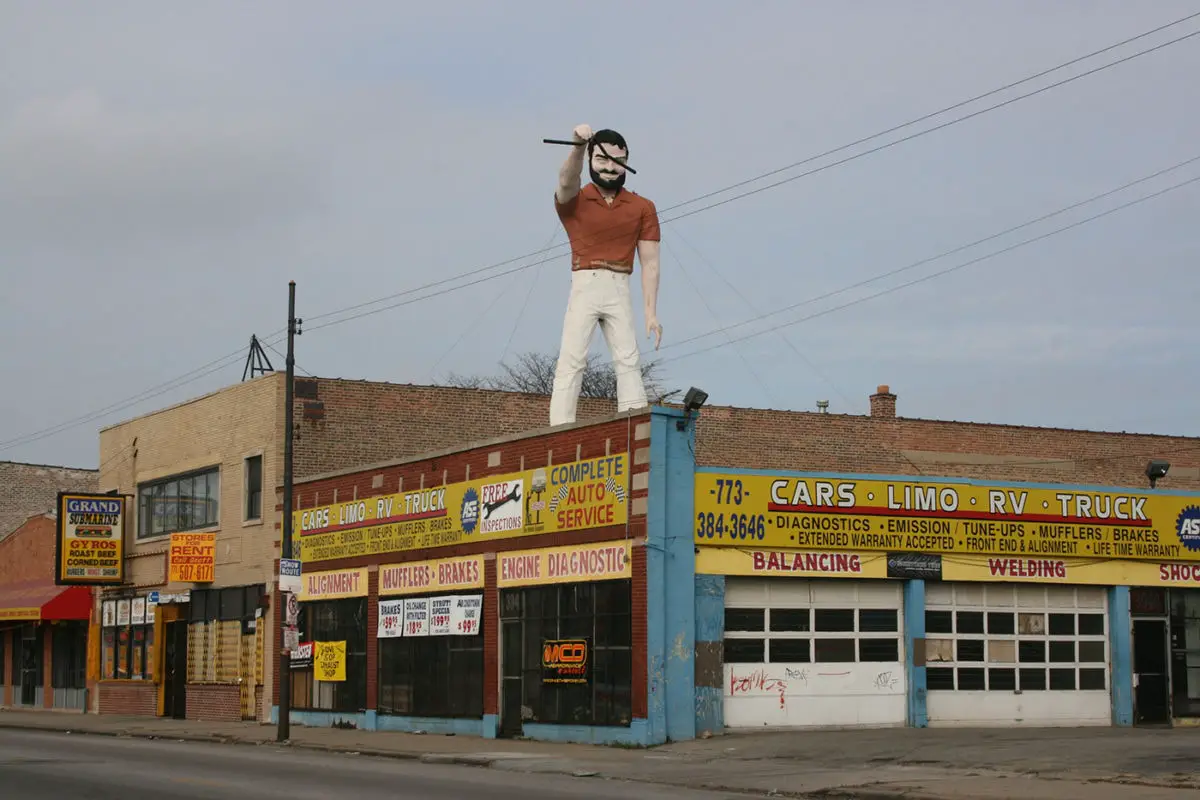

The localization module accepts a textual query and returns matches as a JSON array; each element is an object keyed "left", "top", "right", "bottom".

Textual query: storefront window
[
  {"left": 290, "top": 598, "right": 367, "bottom": 713},
  {"left": 378, "top": 595, "right": 484, "bottom": 718},
  {"left": 51, "top": 622, "right": 88, "bottom": 691},
  {"left": 102, "top": 621, "right": 154, "bottom": 680},
  {"left": 502, "top": 580, "right": 632, "bottom": 728},
  {"left": 1170, "top": 591, "right": 1200, "bottom": 717}
]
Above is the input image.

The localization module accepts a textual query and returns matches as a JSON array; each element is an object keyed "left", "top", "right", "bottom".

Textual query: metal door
[{"left": 1133, "top": 619, "right": 1170, "bottom": 724}]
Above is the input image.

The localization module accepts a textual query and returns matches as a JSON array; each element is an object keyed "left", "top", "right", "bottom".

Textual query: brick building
[
  {"left": 690, "top": 385, "right": 1200, "bottom": 734},
  {"left": 84, "top": 371, "right": 1200, "bottom": 735},
  {"left": 0, "top": 461, "right": 97, "bottom": 539},
  {"left": 280, "top": 409, "right": 687, "bottom": 744},
  {"left": 274, "top": 381, "right": 1200, "bottom": 741},
  {"left": 0, "top": 514, "right": 93, "bottom": 712},
  {"left": 91, "top": 372, "right": 615, "bottom": 722}
]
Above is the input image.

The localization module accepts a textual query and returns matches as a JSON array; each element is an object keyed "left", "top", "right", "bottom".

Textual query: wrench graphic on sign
[{"left": 483, "top": 484, "right": 521, "bottom": 519}]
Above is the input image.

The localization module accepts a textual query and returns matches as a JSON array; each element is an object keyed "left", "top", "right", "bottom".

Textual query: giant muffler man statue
[{"left": 548, "top": 123, "right": 662, "bottom": 426}]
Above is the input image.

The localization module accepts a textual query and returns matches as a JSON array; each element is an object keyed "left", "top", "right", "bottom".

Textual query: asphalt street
[{"left": 0, "top": 729, "right": 760, "bottom": 800}]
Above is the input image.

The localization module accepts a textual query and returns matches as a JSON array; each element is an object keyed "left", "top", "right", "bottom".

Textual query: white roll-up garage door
[
  {"left": 924, "top": 582, "right": 1110, "bottom": 726},
  {"left": 723, "top": 577, "right": 906, "bottom": 728}
]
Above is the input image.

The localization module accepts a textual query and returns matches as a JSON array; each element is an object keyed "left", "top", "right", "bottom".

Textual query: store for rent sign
[
  {"left": 55, "top": 492, "right": 125, "bottom": 585},
  {"left": 293, "top": 453, "right": 629, "bottom": 565},
  {"left": 497, "top": 540, "right": 631, "bottom": 587},
  {"left": 168, "top": 532, "right": 216, "bottom": 583},
  {"left": 695, "top": 472, "right": 1200, "bottom": 562}
]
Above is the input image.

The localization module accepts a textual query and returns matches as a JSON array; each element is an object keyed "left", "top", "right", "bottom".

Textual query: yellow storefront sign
[
  {"left": 313, "top": 640, "right": 346, "bottom": 682},
  {"left": 697, "top": 547, "right": 888, "bottom": 579},
  {"left": 497, "top": 540, "right": 632, "bottom": 588},
  {"left": 695, "top": 472, "right": 1200, "bottom": 562},
  {"left": 299, "top": 567, "right": 369, "bottom": 601},
  {"left": 697, "top": 546, "right": 1200, "bottom": 588},
  {"left": 379, "top": 554, "right": 485, "bottom": 597},
  {"left": 55, "top": 493, "right": 125, "bottom": 585},
  {"left": 295, "top": 453, "right": 629, "bottom": 565},
  {"left": 0, "top": 607, "right": 41, "bottom": 621}
]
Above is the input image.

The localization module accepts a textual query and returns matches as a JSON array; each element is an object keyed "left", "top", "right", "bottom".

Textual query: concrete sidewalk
[{"left": 1, "top": 709, "right": 1197, "bottom": 799}]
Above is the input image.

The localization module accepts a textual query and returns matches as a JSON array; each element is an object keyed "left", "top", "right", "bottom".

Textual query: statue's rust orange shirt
[{"left": 554, "top": 183, "right": 661, "bottom": 274}]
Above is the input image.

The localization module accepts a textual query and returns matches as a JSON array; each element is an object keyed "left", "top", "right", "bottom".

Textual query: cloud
[{"left": 1, "top": 0, "right": 1199, "bottom": 467}]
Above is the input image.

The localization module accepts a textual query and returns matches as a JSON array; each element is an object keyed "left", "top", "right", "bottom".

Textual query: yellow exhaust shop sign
[
  {"left": 294, "top": 454, "right": 629, "bottom": 564},
  {"left": 694, "top": 472, "right": 1200, "bottom": 562}
]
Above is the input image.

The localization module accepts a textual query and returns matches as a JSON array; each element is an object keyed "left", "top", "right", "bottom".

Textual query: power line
[
  {"left": 3, "top": 14, "right": 1198, "bottom": 452},
  {"left": 300, "top": 14, "right": 1200, "bottom": 329},
  {"left": 648, "top": 173, "right": 1200, "bottom": 373},
  {"left": 659, "top": 151, "right": 1200, "bottom": 353},
  {"left": 0, "top": 345, "right": 257, "bottom": 453}
]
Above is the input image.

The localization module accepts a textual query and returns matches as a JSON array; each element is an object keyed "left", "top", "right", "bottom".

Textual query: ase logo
[
  {"left": 460, "top": 487, "right": 480, "bottom": 534},
  {"left": 1178, "top": 506, "right": 1200, "bottom": 552}
]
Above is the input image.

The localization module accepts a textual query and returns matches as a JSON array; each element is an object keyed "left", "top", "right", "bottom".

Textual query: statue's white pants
[{"left": 550, "top": 269, "right": 648, "bottom": 426}]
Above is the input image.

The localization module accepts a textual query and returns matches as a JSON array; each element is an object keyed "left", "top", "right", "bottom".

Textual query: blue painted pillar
[
  {"left": 904, "top": 579, "right": 928, "bottom": 727},
  {"left": 694, "top": 574, "right": 725, "bottom": 735},
  {"left": 1108, "top": 585, "right": 1133, "bottom": 726},
  {"left": 647, "top": 406, "right": 697, "bottom": 743}
]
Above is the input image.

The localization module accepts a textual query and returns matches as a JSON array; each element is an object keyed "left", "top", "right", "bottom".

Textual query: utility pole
[{"left": 277, "top": 280, "right": 301, "bottom": 742}]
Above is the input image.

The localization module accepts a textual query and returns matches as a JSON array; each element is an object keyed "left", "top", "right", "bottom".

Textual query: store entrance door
[
  {"left": 163, "top": 620, "right": 189, "bottom": 719},
  {"left": 500, "top": 618, "right": 524, "bottom": 737},
  {"left": 1133, "top": 619, "right": 1170, "bottom": 724}
]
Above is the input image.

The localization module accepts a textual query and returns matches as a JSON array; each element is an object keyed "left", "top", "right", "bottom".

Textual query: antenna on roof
[{"left": 242, "top": 335, "right": 275, "bottom": 381}]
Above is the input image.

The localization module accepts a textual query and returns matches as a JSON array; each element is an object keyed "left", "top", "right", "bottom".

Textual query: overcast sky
[{"left": 2, "top": 1, "right": 1198, "bottom": 469}]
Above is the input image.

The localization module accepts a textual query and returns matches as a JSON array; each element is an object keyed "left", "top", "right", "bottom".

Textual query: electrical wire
[
  {"left": 301, "top": 17, "right": 1200, "bottom": 330},
  {"left": 4, "top": 13, "right": 1199, "bottom": 452}
]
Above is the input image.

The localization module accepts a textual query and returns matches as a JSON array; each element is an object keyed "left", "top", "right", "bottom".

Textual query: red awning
[{"left": 0, "top": 581, "right": 92, "bottom": 622}]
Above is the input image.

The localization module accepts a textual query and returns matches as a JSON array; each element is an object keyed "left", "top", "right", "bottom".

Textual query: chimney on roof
[{"left": 869, "top": 384, "right": 896, "bottom": 418}]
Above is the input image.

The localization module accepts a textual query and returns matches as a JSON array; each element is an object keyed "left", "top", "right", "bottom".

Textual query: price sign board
[
  {"left": 450, "top": 595, "right": 482, "bottom": 636},
  {"left": 404, "top": 597, "right": 430, "bottom": 636},
  {"left": 378, "top": 599, "right": 405, "bottom": 638}
]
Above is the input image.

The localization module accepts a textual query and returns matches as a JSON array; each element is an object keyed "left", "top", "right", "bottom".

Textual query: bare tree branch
[{"left": 438, "top": 350, "right": 679, "bottom": 403}]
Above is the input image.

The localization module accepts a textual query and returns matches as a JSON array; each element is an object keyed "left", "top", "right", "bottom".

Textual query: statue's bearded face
[{"left": 589, "top": 143, "right": 627, "bottom": 191}]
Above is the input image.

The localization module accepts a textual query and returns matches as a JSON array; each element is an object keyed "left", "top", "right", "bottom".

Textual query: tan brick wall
[
  {"left": 694, "top": 398, "right": 1200, "bottom": 492},
  {"left": 98, "top": 373, "right": 284, "bottom": 721},
  {"left": 0, "top": 462, "right": 97, "bottom": 540},
  {"left": 98, "top": 372, "right": 284, "bottom": 591}
]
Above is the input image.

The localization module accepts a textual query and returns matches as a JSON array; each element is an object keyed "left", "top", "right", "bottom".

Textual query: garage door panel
[
  {"left": 925, "top": 582, "right": 1110, "bottom": 727},
  {"left": 723, "top": 578, "right": 906, "bottom": 729}
]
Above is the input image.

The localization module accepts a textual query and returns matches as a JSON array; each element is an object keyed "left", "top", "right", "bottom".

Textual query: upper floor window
[
  {"left": 244, "top": 455, "right": 263, "bottom": 522},
  {"left": 138, "top": 467, "right": 220, "bottom": 540}
]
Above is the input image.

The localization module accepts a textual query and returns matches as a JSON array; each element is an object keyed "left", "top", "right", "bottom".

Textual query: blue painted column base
[
  {"left": 904, "top": 579, "right": 928, "bottom": 728},
  {"left": 1109, "top": 585, "right": 1133, "bottom": 726}
]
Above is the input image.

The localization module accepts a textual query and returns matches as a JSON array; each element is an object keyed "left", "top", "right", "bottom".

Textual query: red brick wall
[
  {"left": 483, "top": 558, "right": 499, "bottom": 716},
  {"left": 291, "top": 379, "right": 621, "bottom": 481},
  {"left": 0, "top": 516, "right": 57, "bottom": 584},
  {"left": 695, "top": 400, "right": 1200, "bottom": 490},
  {"left": 97, "top": 682, "right": 157, "bottom": 715},
  {"left": 365, "top": 570, "right": 379, "bottom": 710},
  {"left": 185, "top": 684, "right": 243, "bottom": 721},
  {"left": 291, "top": 416, "right": 648, "bottom": 571},
  {"left": 276, "top": 415, "right": 652, "bottom": 722},
  {"left": 631, "top": 546, "right": 647, "bottom": 719},
  {"left": 0, "top": 462, "right": 96, "bottom": 541}
]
